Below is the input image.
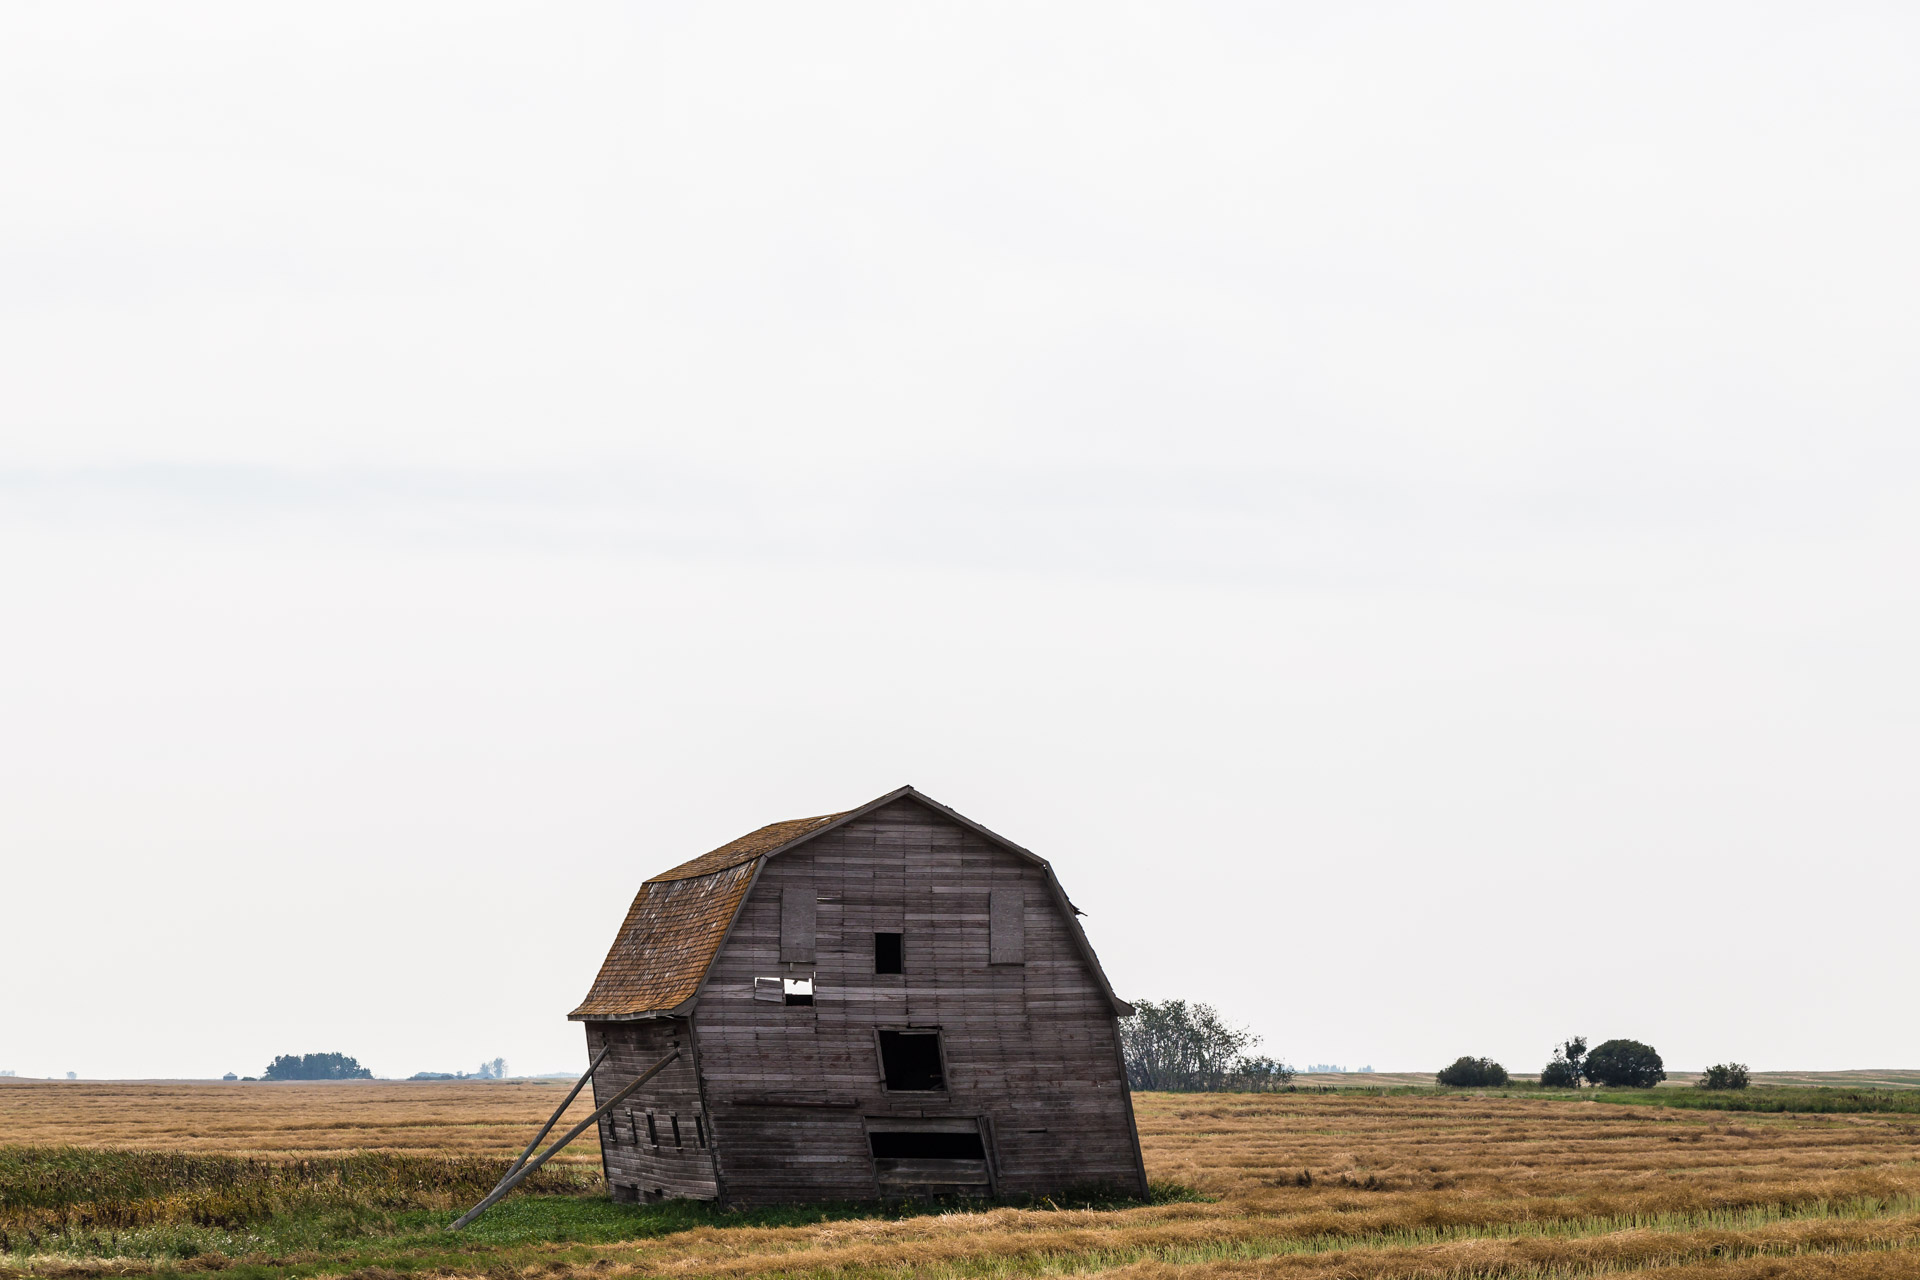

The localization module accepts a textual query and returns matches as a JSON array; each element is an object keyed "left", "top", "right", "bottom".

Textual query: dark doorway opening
[
  {"left": 869, "top": 1130, "right": 986, "bottom": 1159},
  {"left": 874, "top": 931, "right": 904, "bottom": 975},
  {"left": 877, "top": 1030, "right": 945, "bottom": 1091}
]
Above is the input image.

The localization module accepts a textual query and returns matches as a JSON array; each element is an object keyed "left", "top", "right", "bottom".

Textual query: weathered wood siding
[
  {"left": 692, "top": 797, "right": 1145, "bottom": 1204},
  {"left": 583, "top": 1016, "right": 719, "bottom": 1201}
]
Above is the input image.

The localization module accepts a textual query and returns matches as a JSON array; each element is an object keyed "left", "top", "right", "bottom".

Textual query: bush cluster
[
  {"left": 1536, "top": 1036, "right": 1667, "bottom": 1089},
  {"left": 1435, "top": 1056, "right": 1508, "bottom": 1088},
  {"left": 1697, "top": 1062, "right": 1750, "bottom": 1090}
]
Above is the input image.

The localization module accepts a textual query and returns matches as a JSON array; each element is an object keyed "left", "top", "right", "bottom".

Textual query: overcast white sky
[{"left": 3, "top": 3, "right": 1917, "bottom": 1081}]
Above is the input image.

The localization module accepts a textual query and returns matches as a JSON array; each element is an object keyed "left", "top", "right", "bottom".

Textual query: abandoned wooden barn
[{"left": 569, "top": 785, "right": 1147, "bottom": 1205}]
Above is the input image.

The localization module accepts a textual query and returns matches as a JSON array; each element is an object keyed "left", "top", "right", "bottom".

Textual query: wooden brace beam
[{"left": 451, "top": 1047, "right": 680, "bottom": 1230}]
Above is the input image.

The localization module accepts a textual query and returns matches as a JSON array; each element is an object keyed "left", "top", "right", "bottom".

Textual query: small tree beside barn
[{"left": 569, "top": 786, "right": 1148, "bottom": 1205}]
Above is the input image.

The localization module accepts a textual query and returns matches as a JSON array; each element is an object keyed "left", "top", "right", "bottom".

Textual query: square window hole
[
  {"left": 784, "top": 976, "right": 814, "bottom": 1006},
  {"left": 874, "top": 931, "right": 903, "bottom": 974},
  {"left": 878, "top": 1030, "right": 945, "bottom": 1091}
]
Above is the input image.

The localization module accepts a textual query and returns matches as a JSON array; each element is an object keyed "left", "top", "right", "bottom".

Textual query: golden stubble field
[
  {"left": 6, "top": 1079, "right": 1920, "bottom": 1278},
  {"left": 0, "top": 1078, "right": 605, "bottom": 1163}
]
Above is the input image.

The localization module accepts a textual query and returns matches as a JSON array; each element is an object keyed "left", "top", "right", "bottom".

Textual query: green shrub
[
  {"left": 1582, "top": 1039, "right": 1665, "bottom": 1088},
  {"left": 1697, "top": 1062, "right": 1750, "bottom": 1090},
  {"left": 1537, "top": 1037, "right": 1587, "bottom": 1089},
  {"left": 1538, "top": 1059, "right": 1580, "bottom": 1088},
  {"left": 1435, "top": 1056, "right": 1508, "bottom": 1087}
]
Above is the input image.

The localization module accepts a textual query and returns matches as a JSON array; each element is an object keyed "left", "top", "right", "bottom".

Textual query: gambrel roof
[{"left": 569, "top": 785, "right": 1132, "bottom": 1021}]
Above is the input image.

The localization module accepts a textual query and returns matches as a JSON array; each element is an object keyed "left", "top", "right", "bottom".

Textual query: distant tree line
[
  {"left": 1124, "top": 1009, "right": 1755, "bottom": 1095},
  {"left": 1120, "top": 1000, "right": 1294, "bottom": 1091},
  {"left": 1438, "top": 1039, "right": 1747, "bottom": 1090},
  {"left": 262, "top": 1052, "right": 372, "bottom": 1081},
  {"left": 410, "top": 1058, "right": 509, "bottom": 1081}
]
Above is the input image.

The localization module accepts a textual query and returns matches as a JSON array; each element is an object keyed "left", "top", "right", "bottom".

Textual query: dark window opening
[
  {"left": 869, "top": 1130, "right": 985, "bottom": 1160},
  {"left": 874, "top": 931, "right": 904, "bottom": 974},
  {"left": 878, "top": 1030, "right": 945, "bottom": 1091},
  {"left": 670, "top": 1114, "right": 682, "bottom": 1148},
  {"left": 645, "top": 1112, "right": 658, "bottom": 1145},
  {"left": 694, "top": 1114, "right": 707, "bottom": 1148},
  {"left": 784, "top": 976, "right": 814, "bottom": 1006}
]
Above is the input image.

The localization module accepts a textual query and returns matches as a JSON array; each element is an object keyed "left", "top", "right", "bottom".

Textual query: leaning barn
[{"left": 569, "top": 785, "right": 1147, "bottom": 1205}]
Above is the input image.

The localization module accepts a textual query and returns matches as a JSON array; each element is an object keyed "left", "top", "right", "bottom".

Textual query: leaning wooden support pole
[
  {"left": 491, "top": 1045, "right": 610, "bottom": 1192},
  {"left": 450, "top": 1048, "right": 680, "bottom": 1230}
]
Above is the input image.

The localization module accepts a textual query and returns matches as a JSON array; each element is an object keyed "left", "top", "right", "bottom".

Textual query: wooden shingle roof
[
  {"left": 568, "top": 786, "right": 1132, "bottom": 1021},
  {"left": 569, "top": 805, "right": 853, "bottom": 1021},
  {"left": 566, "top": 860, "right": 761, "bottom": 1020},
  {"left": 644, "top": 812, "right": 848, "bottom": 883}
]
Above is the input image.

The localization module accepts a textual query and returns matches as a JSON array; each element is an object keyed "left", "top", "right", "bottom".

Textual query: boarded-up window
[
  {"left": 989, "top": 887, "right": 1024, "bottom": 964},
  {"left": 780, "top": 885, "right": 816, "bottom": 962}
]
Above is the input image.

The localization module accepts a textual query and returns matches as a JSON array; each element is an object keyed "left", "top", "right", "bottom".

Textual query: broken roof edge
[{"left": 566, "top": 998, "right": 694, "bottom": 1023}]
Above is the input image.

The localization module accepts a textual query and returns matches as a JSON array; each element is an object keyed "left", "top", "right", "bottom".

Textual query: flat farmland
[
  {"left": 0, "top": 1078, "right": 603, "bottom": 1162},
  {"left": 1283, "top": 1070, "right": 1920, "bottom": 1090},
  {"left": 5, "top": 1080, "right": 1920, "bottom": 1278}
]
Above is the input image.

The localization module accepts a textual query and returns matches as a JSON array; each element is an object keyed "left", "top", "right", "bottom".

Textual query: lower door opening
[{"left": 866, "top": 1118, "right": 991, "bottom": 1198}]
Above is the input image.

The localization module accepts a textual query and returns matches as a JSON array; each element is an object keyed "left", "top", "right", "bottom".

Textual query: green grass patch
[
  {"left": 1361, "top": 1084, "right": 1920, "bottom": 1114},
  {"left": 0, "top": 1145, "right": 1180, "bottom": 1271},
  {"left": 1585, "top": 1087, "right": 1920, "bottom": 1114}
]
